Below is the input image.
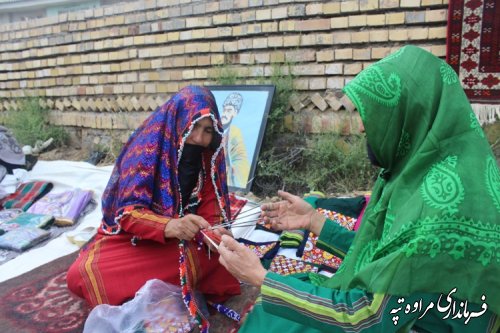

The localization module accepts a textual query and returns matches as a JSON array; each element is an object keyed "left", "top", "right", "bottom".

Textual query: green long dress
[{"left": 239, "top": 45, "right": 499, "bottom": 332}]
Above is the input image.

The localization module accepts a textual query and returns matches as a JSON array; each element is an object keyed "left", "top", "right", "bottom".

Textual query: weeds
[
  {"left": 254, "top": 133, "right": 378, "bottom": 196},
  {"left": 93, "top": 129, "right": 130, "bottom": 164},
  {"left": 484, "top": 122, "right": 500, "bottom": 164},
  {"left": 3, "top": 98, "right": 68, "bottom": 147},
  {"left": 302, "top": 134, "right": 378, "bottom": 193}
]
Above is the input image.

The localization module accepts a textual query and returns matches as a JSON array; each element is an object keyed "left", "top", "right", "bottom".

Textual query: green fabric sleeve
[
  {"left": 261, "top": 272, "right": 391, "bottom": 332},
  {"left": 258, "top": 272, "right": 499, "bottom": 333},
  {"left": 316, "top": 218, "right": 355, "bottom": 259},
  {"left": 303, "top": 196, "right": 318, "bottom": 208}
]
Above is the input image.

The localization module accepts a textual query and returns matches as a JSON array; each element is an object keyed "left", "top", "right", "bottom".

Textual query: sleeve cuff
[{"left": 317, "top": 219, "right": 355, "bottom": 258}]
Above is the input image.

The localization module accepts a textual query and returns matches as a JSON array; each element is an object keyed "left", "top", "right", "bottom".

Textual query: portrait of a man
[
  {"left": 208, "top": 85, "right": 275, "bottom": 192},
  {"left": 221, "top": 93, "right": 250, "bottom": 188}
]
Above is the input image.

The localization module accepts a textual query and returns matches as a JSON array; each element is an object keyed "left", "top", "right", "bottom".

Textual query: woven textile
[
  {"left": 240, "top": 240, "right": 279, "bottom": 259},
  {"left": 446, "top": 0, "right": 500, "bottom": 102},
  {"left": 27, "top": 188, "right": 93, "bottom": 226},
  {"left": 301, "top": 233, "right": 343, "bottom": 270},
  {"left": 0, "top": 181, "right": 53, "bottom": 211},
  {"left": 0, "top": 227, "right": 51, "bottom": 252},
  {"left": 228, "top": 193, "right": 247, "bottom": 219},
  {"left": 269, "top": 255, "right": 318, "bottom": 276}
]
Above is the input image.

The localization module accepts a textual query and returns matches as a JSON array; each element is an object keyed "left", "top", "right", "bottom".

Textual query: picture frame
[{"left": 208, "top": 85, "right": 275, "bottom": 193}]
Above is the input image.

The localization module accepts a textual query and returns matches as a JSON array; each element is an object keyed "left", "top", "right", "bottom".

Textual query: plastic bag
[{"left": 83, "top": 279, "right": 205, "bottom": 333}]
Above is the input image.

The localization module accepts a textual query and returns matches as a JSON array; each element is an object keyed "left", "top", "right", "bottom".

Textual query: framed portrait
[{"left": 208, "top": 85, "right": 275, "bottom": 192}]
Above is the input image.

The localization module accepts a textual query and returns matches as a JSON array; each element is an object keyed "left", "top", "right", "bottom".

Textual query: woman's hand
[
  {"left": 261, "top": 190, "right": 326, "bottom": 234},
  {"left": 202, "top": 226, "right": 233, "bottom": 252},
  {"left": 164, "top": 214, "right": 210, "bottom": 240},
  {"left": 261, "top": 190, "right": 314, "bottom": 230},
  {"left": 218, "top": 235, "right": 267, "bottom": 287}
]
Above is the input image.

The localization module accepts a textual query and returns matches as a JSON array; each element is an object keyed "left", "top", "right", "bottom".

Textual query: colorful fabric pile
[{"left": 0, "top": 181, "right": 94, "bottom": 258}]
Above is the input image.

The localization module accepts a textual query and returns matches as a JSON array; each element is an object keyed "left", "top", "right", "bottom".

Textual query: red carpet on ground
[
  {"left": 446, "top": 0, "right": 500, "bottom": 102},
  {"left": 0, "top": 252, "right": 89, "bottom": 333}
]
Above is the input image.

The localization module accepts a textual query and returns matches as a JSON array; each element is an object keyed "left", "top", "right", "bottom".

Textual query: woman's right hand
[
  {"left": 261, "top": 190, "right": 326, "bottom": 235},
  {"left": 164, "top": 214, "right": 210, "bottom": 240}
]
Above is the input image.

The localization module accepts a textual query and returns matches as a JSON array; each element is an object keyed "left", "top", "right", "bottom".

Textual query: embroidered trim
[
  {"left": 211, "top": 142, "right": 228, "bottom": 223},
  {"left": 80, "top": 238, "right": 109, "bottom": 306},
  {"left": 179, "top": 241, "right": 209, "bottom": 332}
]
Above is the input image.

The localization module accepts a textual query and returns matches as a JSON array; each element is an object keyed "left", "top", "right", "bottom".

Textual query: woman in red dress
[{"left": 67, "top": 86, "right": 240, "bottom": 326}]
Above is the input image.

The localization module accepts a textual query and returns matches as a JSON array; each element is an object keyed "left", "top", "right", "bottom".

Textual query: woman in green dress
[{"left": 218, "top": 45, "right": 499, "bottom": 332}]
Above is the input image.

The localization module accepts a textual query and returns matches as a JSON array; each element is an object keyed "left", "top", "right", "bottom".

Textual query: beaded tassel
[
  {"left": 179, "top": 240, "right": 210, "bottom": 332},
  {"left": 208, "top": 302, "right": 241, "bottom": 322}
]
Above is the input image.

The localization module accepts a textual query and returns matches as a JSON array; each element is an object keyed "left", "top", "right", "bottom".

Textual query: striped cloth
[{"left": 0, "top": 181, "right": 53, "bottom": 211}]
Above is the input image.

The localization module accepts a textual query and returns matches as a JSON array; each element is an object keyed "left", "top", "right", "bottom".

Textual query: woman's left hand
[{"left": 218, "top": 235, "right": 267, "bottom": 287}]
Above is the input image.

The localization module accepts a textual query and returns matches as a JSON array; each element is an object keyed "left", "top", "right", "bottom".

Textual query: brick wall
[{"left": 0, "top": 0, "right": 449, "bottom": 145}]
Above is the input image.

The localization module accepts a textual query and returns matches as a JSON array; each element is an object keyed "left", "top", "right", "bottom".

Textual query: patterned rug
[
  {"left": 446, "top": 0, "right": 500, "bottom": 102},
  {"left": 0, "top": 252, "right": 90, "bottom": 333}
]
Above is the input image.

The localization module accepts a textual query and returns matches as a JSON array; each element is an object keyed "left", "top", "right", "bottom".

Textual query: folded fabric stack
[
  {"left": 0, "top": 181, "right": 53, "bottom": 211},
  {"left": 0, "top": 211, "right": 53, "bottom": 231},
  {"left": 0, "top": 208, "right": 23, "bottom": 225},
  {"left": 0, "top": 212, "right": 53, "bottom": 252},
  {"left": 0, "top": 181, "right": 56, "bottom": 252},
  {"left": 27, "top": 188, "right": 94, "bottom": 226},
  {"left": 0, "top": 182, "right": 94, "bottom": 254}
]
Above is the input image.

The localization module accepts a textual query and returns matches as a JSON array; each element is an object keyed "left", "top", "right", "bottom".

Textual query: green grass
[
  {"left": 254, "top": 133, "right": 378, "bottom": 196},
  {"left": 3, "top": 98, "right": 68, "bottom": 147}
]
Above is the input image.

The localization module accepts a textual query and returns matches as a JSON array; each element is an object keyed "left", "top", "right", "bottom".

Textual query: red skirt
[{"left": 67, "top": 233, "right": 240, "bottom": 307}]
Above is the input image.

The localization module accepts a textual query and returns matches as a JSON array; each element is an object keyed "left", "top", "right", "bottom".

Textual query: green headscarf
[{"left": 326, "top": 45, "right": 500, "bottom": 314}]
